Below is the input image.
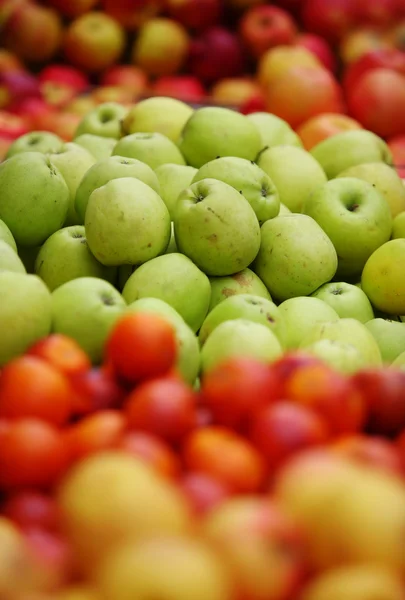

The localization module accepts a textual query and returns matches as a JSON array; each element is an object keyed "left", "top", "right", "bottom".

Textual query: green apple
[
  {"left": 0, "top": 218, "right": 17, "bottom": 251},
  {"left": 304, "top": 339, "right": 368, "bottom": 374},
  {"left": 192, "top": 157, "right": 280, "bottom": 225},
  {"left": 278, "top": 296, "right": 339, "bottom": 349},
  {"left": 35, "top": 225, "right": 117, "bottom": 291},
  {"left": 122, "top": 96, "right": 193, "bottom": 143},
  {"left": 73, "top": 134, "right": 117, "bottom": 161},
  {"left": 300, "top": 318, "right": 383, "bottom": 367},
  {"left": 278, "top": 203, "right": 291, "bottom": 215},
  {"left": 199, "top": 294, "right": 286, "bottom": 347},
  {"left": 75, "top": 102, "right": 128, "bottom": 139},
  {"left": 365, "top": 318, "right": 405, "bottom": 364},
  {"left": 75, "top": 155, "right": 160, "bottom": 223},
  {"left": 257, "top": 145, "right": 327, "bottom": 213},
  {"left": 247, "top": 112, "right": 303, "bottom": 149},
  {"left": 85, "top": 177, "right": 171, "bottom": 267},
  {"left": 310, "top": 130, "right": 393, "bottom": 180},
  {"left": 361, "top": 239, "right": 405, "bottom": 315},
  {"left": 51, "top": 277, "right": 126, "bottom": 363},
  {"left": 123, "top": 253, "right": 211, "bottom": 332},
  {"left": 48, "top": 142, "right": 96, "bottom": 226},
  {"left": 0, "top": 240, "right": 26, "bottom": 273},
  {"left": 0, "top": 153, "right": 69, "bottom": 247},
  {"left": 391, "top": 350, "right": 405, "bottom": 371},
  {"left": 174, "top": 179, "right": 260, "bottom": 276},
  {"left": 209, "top": 268, "right": 271, "bottom": 312},
  {"left": 303, "top": 177, "right": 392, "bottom": 279},
  {"left": 165, "top": 223, "right": 178, "bottom": 254},
  {"left": 155, "top": 164, "right": 197, "bottom": 220},
  {"left": 201, "top": 318, "right": 282, "bottom": 374},
  {"left": 17, "top": 245, "right": 41, "bottom": 274},
  {"left": 0, "top": 271, "right": 52, "bottom": 366},
  {"left": 126, "top": 297, "right": 200, "bottom": 384},
  {"left": 392, "top": 212, "right": 405, "bottom": 239},
  {"left": 336, "top": 163, "right": 405, "bottom": 218},
  {"left": 113, "top": 132, "right": 185, "bottom": 169},
  {"left": 253, "top": 214, "right": 337, "bottom": 301},
  {"left": 311, "top": 282, "right": 374, "bottom": 323},
  {"left": 178, "top": 107, "right": 262, "bottom": 168},
  {"left": 6, "top": 131, "right": 63, "bottom": 158}
]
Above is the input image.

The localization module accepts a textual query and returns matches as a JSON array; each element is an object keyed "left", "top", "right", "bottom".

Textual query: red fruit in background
[
  {"left": 151, "top": 75, "right": 206, "bottom": 103},
  {"left": 250, "top": 402, "right": 329, "bottom": 470},
  {"left": 0, "top": 71, "right": 41, "bottom": 110},
  {"left": 102, "top": 0, "right": 163, "bottom": 31},
  {"left": 397, "top": 430, "right": 405, "bottom": 471},
  {"left": 388, "top": 134, "right": 405, "bottom": 178},
  {"left": 9, "top": 96, "right": 55, "bottom": 130},
  {"left": 24, "top": 528, "right": 73, "bottom": 590},
  {"left": 331, "top": 435, "right": 404, "bottom": 477},
  {"left": 165, "top": 0, "right": 222, "bottom": 32},
  {"left": 28, "top": 334, "right": 91, "bottom": 378},
  {"left": 0, "top": 110, "right": 29, "bottom": 139},
  {"left": 0, "top": 49, "right": 25, "bottom": 73},
  {"left": 295, "top": 33, "right": 337, "bottom": 72},
  {"left": 347, "top": 68, "right": 405, "bottom": 138},
  {"left": 46, "top": 0, "right": 99, "bottom": 18},
  {"left": 66, "top": 410, "right": 126, "bottom": 461},
  {"left": 188, "top": 27, "right": 246, "bottom": 83},
  {"left": 264, "top": 65, "right": 345, "bottom": 129},
  {"left": 354, "top": 0, "right": 401, "bottom": 27},
  {"left": 106, "top": 313, "right": 177, "bottom": 384},
  {"left": 39, "top": 111, "right": 82, "bottom": 142},
  {"left": 70, "top": 367, "right": 126, "bottom": 416},
  {"left": 0, "top": 419, "right": 69, "bottom": 489},
  {"left": 38, "top": 65, "right": 90, "bottom": 94},
  {"left": 351, "top": 369, "right": 405, "bottom": 437},
  {"left": 181, "top": 472, "right": 231, "bottom": 515},
  {"left": 211, "top": 76, "right": 266, "bottom": 110},
  {"left": 101, "top": 65, "right": 149, "bottom": 95},
  {"left": 2, "top": 490, "right": 60, "bottom": 532},
  {"left": 125, "top": 377, "right": 197, "bottom": 444},
  {"left": 119, "top": 431, "right": 181, "bottom": 479},
  {"left": 239, "top": 5, "right": 298, "bottom": 59},
  {"left": 302, "top": 0, "right": 359, "bottom": 43},
  {"left": 200, "top": 358, "right": 279, "bottom": 431},
  {"left": 343, "top": 48, "right": 405, "bottom": 91},
  {"left": 297, "top": 112, "right": 362, "bottom": 151},
  {"left": 271, "top": 352, "right": 323, "bottom": 391}
]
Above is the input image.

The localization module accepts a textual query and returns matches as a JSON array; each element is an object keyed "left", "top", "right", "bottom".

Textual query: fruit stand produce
[{"left": 1, "top": 0, "right": 405, "bottom": 599}]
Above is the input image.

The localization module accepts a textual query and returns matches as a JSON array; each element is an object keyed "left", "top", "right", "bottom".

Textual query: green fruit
[
  {"left": 209, "top": 268, "right": 271, "bottom": 312},
  {"left": 113, "top": 132, "right": 185, "bottom": 169}
]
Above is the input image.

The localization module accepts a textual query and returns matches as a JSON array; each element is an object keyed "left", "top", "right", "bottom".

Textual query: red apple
[
  {"left": 210, "top": 77, "right": 266, "bottom": 109},
  {"left": 40, "top": 82, "right": 79, "bottom": 110},
  {"left": 63, "top": 12, "right": 126, "bottom": 73},
  {"left": 0, "top": 71, "right": 41, "bottom": 110},
  {"left": 302, "top": 0, "right": 359, "bottom": 43},
  {"left": 188, "top": 27, "right": 246, "bottom": 83},
  {"left": 45, "top": 112, "right": 83, "bottom": 141},
  {"left": 46, "top": 0, "right": 99, "bottom": 18},
  {"left": 38, "top": 65, "right": 90, "bottom": 94},
  {"left": 354, "top": 0, "right": 401, "bottom": 27},
  {"left": 264, "top": 65, "right": 345, "bottom": 129},
  {"left": 2, "top": 2, "right": 63, "bottom": 64},
  {"left": 181, "top": 471, "right": 231, "bottom": 515},
  {"left": 388, "top": 134, "right": 405, "bottom": 178},
  {"left": 294, "top": 33, "right": 336, "bottom": 72},
  {"left": 332, "top": 435, "right": 404, "bottom": 477},
  {"left": 90, "top": 86, "right": 135, "bottom": 105},
  {"left": 258, "top": 45, "right": 322, "bottom": 89},
  {"left": 0, "top": 49, "right": 25, "bottom": 74},
  {"left": 0, "top": 109, "right": 29, "bottom": 139},
  {"left": 100, "top": 65, "right": 149, "bottom": 96},
  {"left": 296, "top": 113, "right": 362, "bottom": 150},
  {"left": 347, "top": 68, "right": 405, "bottom": 138},
  {"left": 151, "top": 75, "right": 206, "bottom": 102},
  {"left": 9, "top": 96, "right": 56, "bottom": 130},
  {"left": 101, "top": 0, "right": 163, "bottom": 31},
  {"left": 239, "top": 5, "right": 298, "bottom": 59},
  {"left": 165, "top": 0, "right": 222, "bottom": 32},
  {"left": 339, "top": 27, "right": 392, "bottom": 65},
  {"left": 343, "top": 48, "right": 405, "bottom": 91}
]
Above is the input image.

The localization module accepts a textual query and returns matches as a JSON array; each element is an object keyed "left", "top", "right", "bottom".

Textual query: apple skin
[
  {"left": 0, "top": 239, "right": 26, "bottom": 274},
  {"left": 165, "top": 0, "right": 222, "bottom": 32},
  {"left": 310, "top": 129, "right": 393, "bottom": 180},
  {"left": 294, "top": 33, "right": 337, "bottom": 72},
  {"left": 6, "top": 130, "right": 63, "bottom": 158},
  {"left": 253, "top": 214, "right": 338, "bottom": 302},
  {"left": 336, "top": 162, "right": 405, "bottom": 219},
  {"left": 192, "top": 157, "right": 280, "bottom": 225},
  {"left": 300, "top": 318, "right": 383, "bottom": 367},
  {"left": 296, "top": 113, "right": 362, "bottom": 151},
  {"left": 278, "top": 296, "right": 340, "bottom": 350},
  {"left": 0, "top": 152, "right": 69, "bottom": 247},
  {"left": 121, "top": 97, "right": 193, "bottom": 144},
  {"left": 154, "top": 164, "right": 197, "bottom": 220},
  {"left": 201, "top": 318, "right": 282, "bottom": 374},
  {"left": 101, "top": 0, "right": 163, "bottom": 31},
  {"left": 258, "top": 46, "right": 322, "bottom": 89},
  {"left": 339, "top": 27, "right": 390, "bottom": 66},
  {"left": 388, "top": 135, "right": 405, "bottom": 179},
  {"left": 361, "top": 239, "right": 405, "bottom": 315},
  {"left": 311, "top": 282, "right": 374, "bottom": 323},
  {"left": 100, "top": 65, "right": 148, "bottom": 96},
  {"left": 302, "top": 0, "right": 358, "bottom": 43},
  {"left": 75, "top": 102, "right": 128, "bottom": 140},
  {"left": 126, "top": 297, "right": 200, "bottom": 385},
  {"left": 208, "top": 268, "right": 271, "bottom": 312},
  {"left": 0, "top": 218, "right": 17, "bottom": 252},
  {"left": 210, "top": 77, "right": 266, "bottom": 111},
  {"left": 391, "top": 350, "right": 405, "bottom": 371},
  {"left": 199, "top": 294, "right": 286, "bottom": 347},
  {"left": 132, "top": 18, "right": 190, "bottom": 77},
  {"left": 35, "top": 226, "right": 117, "bottom": 292},
  {"left": 174, "top": 179, "right": 261, "bottom": 277},
  {"left": 123, "top": 253, "right": 211, "bottom": 333},
  {"left": 75, "top": 155, "right": 160, "bottom": 224},
  {"left": 38, "top": 64, "right": 90, "bottom": 95},
  {"left": 178, "top": 107, "right": 262, "bottom": 169},
  {"left": 365, "top": 318, "right": 405, "bottom": 364},
  {"left": 113, "top": 132, "right": 186, "bottom": 170},
  {"left": 342, "top": 48, "right": 405, "bottom": 92},
  {"left": 151, "top": 76, "right": 206, "bottom": 104},
  {"left": 46, "top": 0, "right": 99, "bottom": 18},
  {"left": 392, "top": 212, "right": 405, "bottom": 239},
  {"left": 51, "top": 277, "right": 126, "bottom": 363},
  {"left": 305, "top": 339, "right": 367, "bottom": 374},
  {"left": 303, "top": 177, "right": 392, "bottom": 279},
  {"left": 247, "top": 111, "right": 303, "bottom": 149},
  {"left": 63, "top": 12, "right": 126, "bottom": 73},
  {"left": 47, "top": 142, "right": 96, "bottom": 226},
  {"left": 0, "top": 271, "right": 52, "bottom": 366},
  {"left": 257, "top": 145, "right": 327, "bottom": 213},
  {"left": 85, "top": 177, "right": 171, "bottom": 267},
  {"left": 239, "top": 5, "right": 298, "bottom": 59},
  {"left": 73, "top": 134, "right": 117, "bottom": 161}
]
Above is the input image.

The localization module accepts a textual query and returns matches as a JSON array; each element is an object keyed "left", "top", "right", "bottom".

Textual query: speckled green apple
[
  {"left": 122, "top": 97, "right": 193, "bottom": 143},
  {"left": 113, "top": 132, "right": 185, "bottom": 169},
  {"left": 311, "top": 282, "right": 374, "bottom": 323},
  {"left": 247, "top": 112, "right": 303, "bottom": 149},
  {"left": 6, "top": 131, "right": 63, "bottom": 158},
  {"left": 208, "top": 268, "right": 271, "bottom": 312},
  {"left": 75, "top": 102, "right": 128, "bottom": 139},
  {"left": 361, "top": 240, "right": 405, "bottom": 315}
]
